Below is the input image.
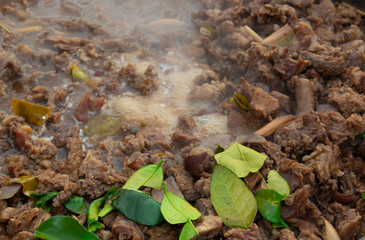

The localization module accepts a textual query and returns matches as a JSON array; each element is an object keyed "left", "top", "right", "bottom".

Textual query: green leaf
[
  {"left": 272, "top": 219, "right": 289, "bottom": 229},
  {"left": 87, "top": 197, "right": 104, "bottom": 232},
  {"left": 30, "top": 192, "right": 59, "bottom": 213},
  {"left": 214, "top": 142, "right": 267, "bottom": 178},
  {"left": 33, "top": 216, "right": 100, "bottom": 240},
  {"left": 179, "top": 220, "right": 199, "bottom": 240},
  {"left": 214, "top": 144, "right": 224, "bottom": 154},
  {"left": 65, "top": 196, "right": 87, "bottom": 214},
  {"left": 161, "top": 182, "right": 201, "bottom": 225},
  {"left": 267, "top": 170, "right": 290, "bottom": 197},
  {"left": 111, "top": 188, "right": 164, "bottom": 226},
  {"left": 210, "top": 165, "right": 257, "bottom": 228},
  {"left": 362, "top": 192, "right": 365, "bottom": 200},
  {"left": 256, "top": 189, "right": 285, "bottom": 223},
  {"left": 357, "top": 132, "right": 365, "bottom": 138},
  {"left": 123, "top": 159, "right": 164, "bottom": 190},
  {"left": 70, "top": 64, "right": 89, "bottom": 83},
  {"left": 98, "top": 188, "right": 121, "bottom": 218}
]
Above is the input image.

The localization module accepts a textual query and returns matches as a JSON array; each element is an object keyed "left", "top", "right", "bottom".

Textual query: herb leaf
[
  {"left": 123, "top": 159, "right": 164, "bottom": 190},
  {"left": 233, "top": 92, "right": 250, "bottom": 111},
  {"left": 255, "top": 189, "right": 285, "bottom": 223},
  {"left": 7, "top": 175, "right": 39, "bottom": 196},
  {"left": 214, "top": 142, "right": 267, "bottom": 178},
  {"left": 214, "top": 144, "right": 224, "bottom": 154},
  {"left": 87, "top": 197, "right": 104, "bottom": 232},
  {"left": 112, "top": 188, "right": 164, "bottom": 226},
  {"left": 12, "top": 99, "right": 50, "bottom": 126},
  {"left": 161, "top": 182, "right": 201, "bottom": 224},
  {"left": 362, "top": 192, "right": 365, "bottom": 200},
  {"left": 65, "top": 196, "right": 87, "bottom": 214},
  {"left": 30, "top": 192, "right": 59, "bottom": 213},
  {"left": 179, "top": 220, "right": 199, "bottom": 240},
  {"left": 210, "top": 165, "right": 257, "bottom": 228},
  {"left": 83, "top": 115, "right": 124, "bottom": 137},
  {"left": 34, "top": 216, "right": 100, "bottom": 240},
  {"left": 272, "top": 219, "right": 289, "bottom": 229},
  {"left": 267, "top": 170, "right": 290, "bottom": 197}
]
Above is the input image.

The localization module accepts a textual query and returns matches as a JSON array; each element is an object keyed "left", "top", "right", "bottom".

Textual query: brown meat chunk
[
  {"left": 256, "top": 4, "right": 297, "bottom": 24},
  {"left": 240, "top": 78, "right": 280, "bottom": 120},
  {"left": 194, "top": 198, "right": 216, "bottom": 216},
  {"left": 278, "top": 160, "right": 314, "bottom": 192},
  {"left": 112, "top": 216, "right": 144, "bottom": 240},
  {"left": 169, "top": 165, "right": 200, "bottom": 201},
  {"left": 27, "top": 138, "right": 58, "bottom": 162},
  {"left": 120, "top": 64, "right": 158, "bottom": 95},
  {"left": 6, "top": 206, "right": 50, "bottom": 236},
  {"left": 294, "top": 220, "right": 321, "bottom": 240},
  {"left": 302, "top": 144, "right": 341, "bottom": 182},
  {"left": 295, "top": 77, "right": 314, "bottom": 117},
  {"left": 328, "top": 86, "right": 365, "bottom": 118},
  {"left": 74, "top": 90, "right": 104, "bottom": 122},
  {"left": 195, "top": 215, "right": 223, "bottom": 239},
  {"left": 47, "top": 88, "right": 68, "bottom": 111},
  {"left": 282, "top": 185, "right": 310, "bottom": 221},
  {"left": 336, "top": 209, "right": 362, "bottom": 240},
  {"left": 146, "top": 223, "right": 178, "bottom": 240},
  {"left": 349, "top": 67, "right": 365, "bottom": 94},
  {"left": 280, "top": 228, "right": 297, "bottom": 240},
  {"left": 301, "top": 51, "right": 345, "bottom": 77},
  {"left": 223, "top": 223, "right": 262, "bottom": 240}
]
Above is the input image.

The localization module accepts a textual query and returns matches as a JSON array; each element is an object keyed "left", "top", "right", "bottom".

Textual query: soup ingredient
[
  {"left": 83, "top": 115, "right": 124, "bottom": 136},
  {"left": 6, "top": 175, "right": 38, "bottom": 196},
  {"left": 123, "top": 159, "right": 164, "bottom": 190},
  {"left": 210, "top": 165, "right": 257, "bottom": 228},
  {"left": 12, "top": 98, "right": 50, "bottom": 126},
  {"left": 70, "top": 64, "right": 89, "bottom": 83},
  {"left": 64, "top": 196, "right": 87, "bottom": 214},
  {"left": 87, "top": 197, "right": 104, "bottom": 232},
  {"left": 233, "top": 92, "right": 250, "bottom": 111},
  {"left": 33, "top": 216, "right": 100, "bottom": 240},
  {"left": 30, "top": 192, "right": 59, "bottom": 213},
  {"left": 255, "top": 189, "right": 288, "bottom": 228},
  {"left": 161, "top": 182, "right": 201, "bottom": 240},
  {"left": 112, "top": 188, "right": 164, "bottom": 226},
  {"left": 322, "top": 218, "right": 341, "bottom": 240},
  {"left": 214, "top": 142, "right": 267, "bottom": 178},
  {"left": 253, "top": 115, "right": 294, "bottom": 137},
  {"left": 184, "top": 152, "right": 209, "bottom": 178},
  {"left": 261, "top": 24, "right": 294, "bottom": 47},
  {"left": 266, "top": 170, "right": 290, "bottom": 197},
  {"left": 0, "top": 184, "right": 21, "bottom": 200}
]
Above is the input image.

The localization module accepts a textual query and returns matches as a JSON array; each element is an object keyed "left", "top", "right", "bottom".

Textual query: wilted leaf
[
  {"left": 123, "top": 159, "right": 164, "bottom": 190},
  {"left": 233, "top": 92, "right": 250, "bottom": 111},
  {"left": 65, "top": 196, "right": 87, "bottom": 214},
  {"left": 210, "top": 165, "right": 257, "bottom": 228},
  {"left": 267, "top": 170, "right": 290, "bottom": 197},
  {"left": 214, "top": 144, "right": 224, "bottom": 154},
  {"left": 83, "top": 115, "right": 124, "bottom": 137},
  {"left": 112, "top": 188, "right": 164, "bottom": 226},
  {"left": 12, "top": 99, "right": 50, "bottom": 126},
  {"left": 34, "top": 216, "right": 100, "bottom": 240},
  {"left": 7, "top": 175, "right": 39, "bottom": 196},
  {"left": 214, "top": 142, "right": 267, "bottom": 178}
]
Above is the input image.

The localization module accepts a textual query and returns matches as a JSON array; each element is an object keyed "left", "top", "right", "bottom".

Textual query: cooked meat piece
[
  {"left": 195, "top": 215, "right": 223, "bottom": 239},
  {"left": 146, "top": 223, "right": 178, "bottom": 240},
  {"left": 74, "top": 90, "right": 104, "bottom": 122},
  {"left": 280, "top": 228, "right": 297, "bottom": 240},
  {"left": 194, "top": 177, "right": 211, "bottom": 198},
  {"left": 119, "top": 64, "right": 158, "bottom": 95},
  {"left": 223, "top": 223, "right": 262, "bottom": 240},
  {"left": 301, "top": 51, "right": 345, "bottom": 77},
  {"left": 278, "top": 160, "right": 314, "bottom": 191},
  {"left": 2, "top": 5, "right": 30, "bottom": 21},
  {"left": 349, "top": 67, "right": 365, "bottom": 94},
  {"left": 194, "top": 198, "right": 216, "bottom": 216},
  {"left": 295, "top": 77, "right": 314, "bottom": 117},
  {"left": 293, "top": 220, "right": 321, "bottom": 240},
  {"left": 282, "top": 185, "right": 310, "bottom": 220},
  {"left": 47, "top": 88, "right": 68, "bottom": 111},
  {"left": 27, "top": 138, "right": 58, "bottom": 162},
  {"left": 337, "top": 209, "right": 361, "bottom": 240},
  {"left": 169, "top": 165, "right": 200, "bottom": 201},
  {"left": 6, "top": 206, "right": 50, "bottom": 237},
  {"left": 122, "top": 135, "right": 145, "bottom": 156},
  {"left": 256, "top": 4, "right": 297, "bottom": 24},
  {"left": 328, "top": 86, "right": 365, "bottom": 118},
  {"left": 112, "top": 216, "right": 144, "bottom": 240},
  {"left": 302, "top": 144, "right": 341, "bottom": 182}
]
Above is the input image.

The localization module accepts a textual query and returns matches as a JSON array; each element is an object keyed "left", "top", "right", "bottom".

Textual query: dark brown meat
[
  {"left": 195, "top": 215, "right": 222, "bottom": 239},
  {"left": 169, "top": 165, "right": 200, "bottom": 201},
  {"left": 111, "top": 216, "right": 144, "bottom": 240},
  {"left": 74, "top": 90, "right": 104, "bottom": 122},
  {"left": 328, "top": 86, "right": 365, "bottom": 118},
  {"left": 278, "top": 159, "right": 314, "bottom": 191},
  {"left": 145, "top": 223, "right": 178, "bottom": 240},
  {"left": 337, "top": 209, "right": 361, "bottom": 240},
  {"left": 301, "top": 51, "right": 345, "bottom": 77},
  {"left": 223, "top": 223, "right": 262, "bottom": 240},
  {"left": 295, "top": 77, "right": 314, "bottom": 117}
]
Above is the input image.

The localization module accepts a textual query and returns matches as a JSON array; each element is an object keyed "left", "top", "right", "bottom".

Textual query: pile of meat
[{"left": 0, "top": 0, "right": 365, "bottom": 239}]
